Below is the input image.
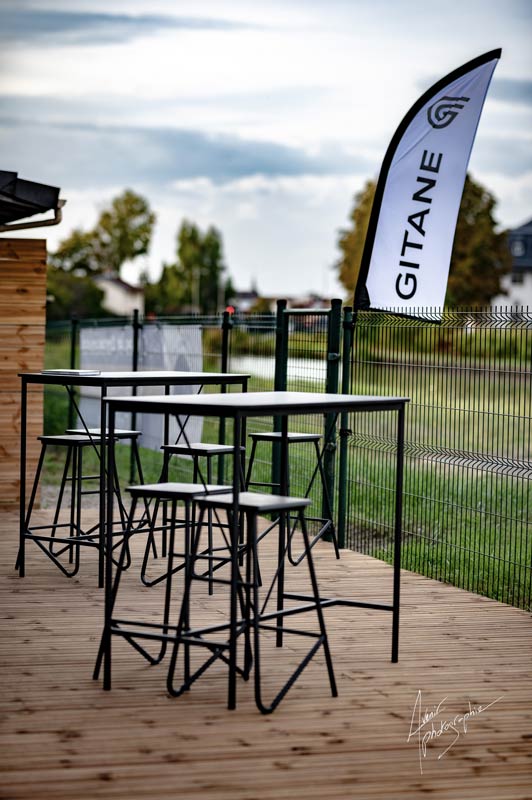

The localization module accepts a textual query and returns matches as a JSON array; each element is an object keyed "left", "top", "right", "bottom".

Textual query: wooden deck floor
[{"left": 1, "top": 508, "right": 531, "bottom": 800}]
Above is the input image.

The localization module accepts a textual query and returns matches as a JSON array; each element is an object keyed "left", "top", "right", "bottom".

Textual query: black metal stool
[
  {"left": 166, "top": 491, "right": 337, "bottom": 712},
  {"left": 161, "top": 442, "right": 245, "bottom": 486},
  {"left": 245, "top": 431, "right": 340, "bottom": 564},
  {"left": 93, "top": 481, "right": 233, "bottom": 684},
  {"left": 66, "top": 427, "right": 144, "bottom": 484},
  {"left": 137, "top": 472, "right": 231, "bottom": 591},
  {"left": 149, "top": 442, "right": 246, "bottom": 569},
  {"left": 67, "top": 426, "right": 151, "bottom": 542},
  {"left": 21, "top": 433, "right": 126, "bottom": 577}
]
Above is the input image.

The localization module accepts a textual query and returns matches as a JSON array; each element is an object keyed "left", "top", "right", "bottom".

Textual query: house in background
[
  {"left": 94, "top": 273, "right": 144, "bottom": 316},
  {"left": 230, "top": 287, "right": 259, "bottom": 313},
  {"left": 492, "top": 218, "right": 532, "bottom": 308}
]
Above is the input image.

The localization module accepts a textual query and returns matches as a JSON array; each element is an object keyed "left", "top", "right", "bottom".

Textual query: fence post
[
  {"left": 132, "top": 308, "right": 141, "bottom": 373},
  {"left": 221, "top": 309, "right": 231, "bottom": 374},
  {"left": 217, "top": 310, "right": 233, "bottom": 483},
  {"left": 337, "top": 305, "right": 353, "bottom": 550},
  {"left": 67, "top": 315, "right": 78, "bottom": 430},
  {"left": 272, "top": 299, "right": 288, "bottom": 493},
  {"left": 323, "top": 298, "right": 342, "bottom": 523},
  {"left": 129, "top": 309, "right": 141, "bottom": 484}
]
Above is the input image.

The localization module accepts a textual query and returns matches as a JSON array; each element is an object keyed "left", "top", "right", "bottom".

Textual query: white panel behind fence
[{"left": 79, "top": 324, "right": 203, "bottom": 450}]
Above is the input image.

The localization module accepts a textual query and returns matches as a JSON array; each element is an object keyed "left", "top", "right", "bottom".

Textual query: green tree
[
  {"left": 95, "top": 190, "right": 155, "bottom": 275},
  {"left": 445, "top": 177, "right": 511, "bottom": 307},
  {"left": 144, "top": 220, "right": 233, "bottom": 315},
  {"left": 336, "top": 174, "right": 511, "bottom": 307},
  {"left": 48, "top": 189, "right": 156, "bottom": 318},
  {"left": 46, "top": 265, "right": 106, "bottom": 320},
  {"left": 336, "top": 179, "right": 375, "bottom": 297},
  {"left": 143, "top": 262, "right": 186, "bottom": 316},
  {"left": 175, "top": 221, "right": 227, "bottom": 314},
  {"left": 48, "top": 228, "right": 100, "bottom": 275},
  {"left": 50, "top": 189, "right": 155, "bottom": 278}
]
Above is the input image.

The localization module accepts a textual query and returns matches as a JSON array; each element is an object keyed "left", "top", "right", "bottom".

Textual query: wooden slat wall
[{"left": 0, "top": 238, "right": 46, "bottom": 507}]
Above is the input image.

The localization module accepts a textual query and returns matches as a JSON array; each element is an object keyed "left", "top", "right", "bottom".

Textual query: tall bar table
[
  {"left": 101, "top": 390, "right": 409, "bottom": 710},
  {"left": 18, "top": 370, "right": 249, "bottom": 586}
]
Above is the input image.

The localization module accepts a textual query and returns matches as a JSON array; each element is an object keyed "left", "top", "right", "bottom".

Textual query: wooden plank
[
  {"left": 0, "top": 239, "right": 48, "bottom": 260},
  {"left": 0, "top": 240, "right": 46, "bottom": 506},
  {"left": 0, "top": 351, "right": 46, "bottom": 362},
  {"left": 0, "top": 510, "right": 530, "bottom": 800},
  {"left": 0, "top": 267, "right": 47, "bottom": 283},
  {"left": 0, "top": 374, "right": 44, "bottom": 391},
  {"left": 0, "top": 307, "right": 47, "bottom": 325}
]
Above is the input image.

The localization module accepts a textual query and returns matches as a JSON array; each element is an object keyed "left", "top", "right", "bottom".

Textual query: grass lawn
[{"left": 40, "top": 332, "right": 531, "bottom": 612}]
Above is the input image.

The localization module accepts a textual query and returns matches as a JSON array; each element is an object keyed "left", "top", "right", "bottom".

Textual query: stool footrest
[
  {"left": 111, "top": 626, "right": 179, "bottom": 644},
  {"left": 258, "top": 623, "right": 323, "bottom": 640},
  {"left": 111, "top": 625, "right": 232, "bottom": 653},
  {"left": 283, "top": 592, "right": 394, "bottom": 612},
  {"left": 111, "top": 618, "right": 246, "bottom": 640},
  {"left": 24, "top": 530, "right": 124, "bottom": 544},
  {"left": 257, "top": 601, "right": 327, "bottom": 623},
  {"left": 178, "top": 636, "right": 230, "bottom": 649},
  {"left": 190, "top": 573, "right": 253, "bottom": 589}
]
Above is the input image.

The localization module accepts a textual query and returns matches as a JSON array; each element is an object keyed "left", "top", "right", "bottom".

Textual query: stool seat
[
  {"left": 195, "top": 490, "right": 311, "bottom": 514},
  {"left": 38, "top": 434, "right": 107, "bottom": 446},
  {"left": 161, "top": 443, "right": 242, "bottom": 457},
  {"left": 127, "top": 482, "right": 227, "bottom": 500},
  {"left": 249, "top": 432, "right": 321, "bottom": 444},
  {"left": 66, "top": 428, "right": 141, "bottom": 440}
]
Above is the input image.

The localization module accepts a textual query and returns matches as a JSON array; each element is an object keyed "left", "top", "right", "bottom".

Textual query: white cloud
[
  {"left": 2, "top": 0, "right": 531, "bottom": 300},
  {"left": 131, "top": 172, "right": 366, "bottom": 295},
  {"left": 478, "top": 171, "right": 532, "bottom": 228}
]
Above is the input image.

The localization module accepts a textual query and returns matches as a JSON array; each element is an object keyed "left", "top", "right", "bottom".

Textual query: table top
[
  {"left": 104, "top": 390, "right": 409, "bottom": 417},
  {"left": 19, "top": 370, "right": 250, "bottom": 387}
]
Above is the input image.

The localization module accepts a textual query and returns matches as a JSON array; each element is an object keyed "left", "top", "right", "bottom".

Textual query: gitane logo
[{"left": 427, "top": 96, "right": 470, "bottom": 128}]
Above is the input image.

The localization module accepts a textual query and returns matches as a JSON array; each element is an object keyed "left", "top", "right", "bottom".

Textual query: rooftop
[{"left": 0, "top": 171, "right": 61, "bottom": 230}]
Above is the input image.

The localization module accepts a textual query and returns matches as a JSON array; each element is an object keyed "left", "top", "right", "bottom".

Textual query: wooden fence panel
[{"left": 0, "top": 239, "right": 46, "bottom": 507}]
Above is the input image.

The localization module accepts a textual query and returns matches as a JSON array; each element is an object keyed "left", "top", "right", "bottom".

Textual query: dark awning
[{"left": 0, "top": 171, "right": 61, "bottom": 227}]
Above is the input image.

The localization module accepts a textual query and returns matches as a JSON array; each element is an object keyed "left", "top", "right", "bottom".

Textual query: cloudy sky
[{"left": 1, "top": 0, "right": 531, "bottom": 297}]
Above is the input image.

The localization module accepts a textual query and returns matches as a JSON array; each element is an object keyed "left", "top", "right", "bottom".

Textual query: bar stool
[
  {"left": 145, "top": 442, "right": 246, "bottom": 574},
  {"left": 93, "top": 481, "right": 236, "bottom": 684},
  {"left": 137, "top": 472, "right": 232, "bottom": 592},
  {"left": 66, "top": 427, "right": 145, "bottom": 485},
  {"left": 166, "top": 491, "right": 338, "bottom": 713},
  {"left": 245, "top": 431, "right": 340, "bottom": 564},
  {"left": 67, "top": 426, "right": 151, "bottom": 540},
  {"left": 161, "top": 442, "right": 245, "bottom": 486},
  {"left": 21, "top": 433, "right": 124, "bottom": 577}
]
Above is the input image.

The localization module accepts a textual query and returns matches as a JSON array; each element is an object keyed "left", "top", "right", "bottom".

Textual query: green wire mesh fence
[{"left": 44, "top": 304, "right": 531, "bottom": 610}]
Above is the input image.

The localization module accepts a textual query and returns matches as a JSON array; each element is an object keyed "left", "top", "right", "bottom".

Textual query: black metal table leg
[
  {"left": 98, "top": 387, "right": 108, "bottom": 588},
  {"left": 18, "top": 377, "right": 27, "bottom": 576},
  {"left": 392, "top": 404, "right": 404, "bottom": 663},
  {"left": 275, "top": 416, "right": 289, "bottom": 647},
  {"left": 103, "top": 405, "right": 115, "bottom": 690},
  {"left": 227, "top": 413, "right": 242, "bottom": 710}
]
